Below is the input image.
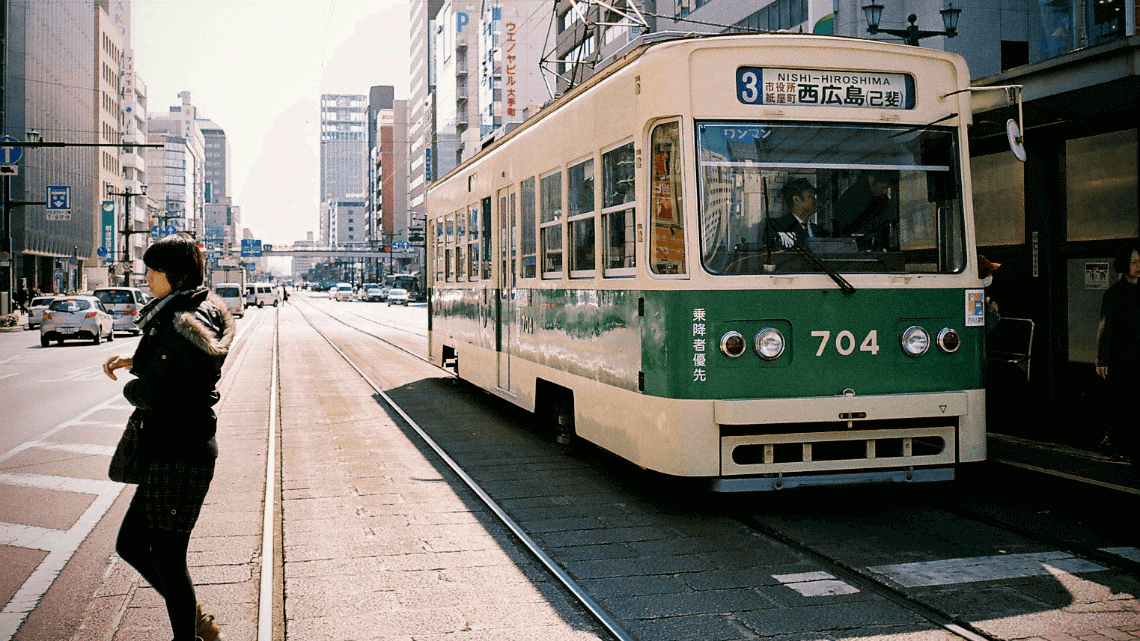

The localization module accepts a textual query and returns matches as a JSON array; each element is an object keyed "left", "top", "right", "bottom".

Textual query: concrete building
[
  {"left": 2, "top": 0, "right": 100, "bottom": 305},
  {"left": 320, "top": 93, "right": 368, "bottom": 204},
  {"left": 407, "top": 0, "right": 444, "bottom": 229},
  {"left": 367, "top": 86, "right": 410, "bottom": 275},
  {"left": 147, "top": 92, "right": 206, "bottom": 241},
  {"left": 475, "top": 0, "right": 547, "bottom": 154},
  {"left": 432, "top": 0, "right": 480, "bottom": 176}
]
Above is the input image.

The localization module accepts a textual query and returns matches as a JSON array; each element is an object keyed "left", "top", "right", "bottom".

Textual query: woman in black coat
[
  {"left": 103, "top": 234, "right": 234, "bottom": 641},
  {"left": 1097, "top": 239, "right": 1140, "bottom": 464}
]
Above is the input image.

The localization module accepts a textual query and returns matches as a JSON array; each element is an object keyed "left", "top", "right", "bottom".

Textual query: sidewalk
[{"left": 72, "top": 306, "right": 605, "bottom": 641}]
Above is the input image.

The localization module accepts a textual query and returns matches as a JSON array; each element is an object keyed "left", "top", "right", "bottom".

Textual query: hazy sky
[{"left": 132, "top": 0, "right": 411, "bottom": 246}]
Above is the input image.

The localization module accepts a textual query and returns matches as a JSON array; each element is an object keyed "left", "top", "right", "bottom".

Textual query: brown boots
[{"left": 195, "top": 603, "right": 222, "bottom": 641}]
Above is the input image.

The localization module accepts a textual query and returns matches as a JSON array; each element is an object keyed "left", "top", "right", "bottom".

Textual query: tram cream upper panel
[{"left": 683, "top": 36, "right": 973, "bottom": 127}]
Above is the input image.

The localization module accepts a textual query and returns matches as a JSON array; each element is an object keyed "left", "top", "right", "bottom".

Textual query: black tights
[{"left": 116, "top": 498, "right": 197, "bottom": 641}]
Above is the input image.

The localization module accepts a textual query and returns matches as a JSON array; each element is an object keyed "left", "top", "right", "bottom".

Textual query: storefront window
[
  {"left": 972, "top": 152, "right": 1025, "bottom": 247},
  {"left": 1066, "top": 129, "right": 1138, "bottom": 242}
]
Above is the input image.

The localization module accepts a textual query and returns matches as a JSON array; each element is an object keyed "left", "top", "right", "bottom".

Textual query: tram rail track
[{"left": 289, "top": 301, "right": 636, "bottom": 641}]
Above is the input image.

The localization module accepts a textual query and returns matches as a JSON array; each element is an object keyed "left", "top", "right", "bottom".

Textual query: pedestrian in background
[
  {"left": 1096, "top": 239, "right": 1140, "bottom": 464},
  {"left": 102, "top": 233, "right": 234, "bottom": 641}
]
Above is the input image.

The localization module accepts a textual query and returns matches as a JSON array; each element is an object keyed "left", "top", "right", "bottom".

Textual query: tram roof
[{"left": 432, "top": 31, "right": 966, "bottom": 188}]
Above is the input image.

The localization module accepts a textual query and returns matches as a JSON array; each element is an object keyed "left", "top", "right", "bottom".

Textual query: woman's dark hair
[
  {"left": 1112, "top": 239, "right": 1140, "bottom": 274},
  {"left": 143, "top": 233, "right": 204, "bottom": 289}
]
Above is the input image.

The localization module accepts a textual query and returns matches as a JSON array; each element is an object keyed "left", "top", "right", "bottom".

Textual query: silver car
[
  {"left": 26, "top": 295, "right": 56, "bottom": 329},
  {"left": 39, "top": 296, "right": 115, "bottom": 347}
]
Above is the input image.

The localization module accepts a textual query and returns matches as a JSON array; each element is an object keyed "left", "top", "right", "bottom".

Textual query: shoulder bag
[{"left": 108, "top": 416, "right": 146, "bottom": 484}]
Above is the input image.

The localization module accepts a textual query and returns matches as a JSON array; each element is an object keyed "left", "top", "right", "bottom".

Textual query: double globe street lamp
[{"left": 862, "top": 2, "right": 962, "bottom": 46}]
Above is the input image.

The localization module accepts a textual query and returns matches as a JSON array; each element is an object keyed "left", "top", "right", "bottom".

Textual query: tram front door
[{"left": 496, "top": 188, "right": 516, "bottom": 393}]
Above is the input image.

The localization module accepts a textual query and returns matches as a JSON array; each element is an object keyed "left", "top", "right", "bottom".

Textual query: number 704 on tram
[{"left": 426, "top": 33, "right": 990, "bottom": 492}]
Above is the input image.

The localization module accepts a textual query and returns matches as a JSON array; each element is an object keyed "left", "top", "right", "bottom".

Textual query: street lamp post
[
  {"left": 862, "top": 2, "right": 961, "bottom": 46},
  {"left": 106, "top": 184, "right": 148, "bottom": 287}
]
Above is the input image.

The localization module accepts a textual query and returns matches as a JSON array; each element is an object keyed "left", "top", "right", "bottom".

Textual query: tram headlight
[
  {"left": 719, "top": 331, "right": 747, "bottom": 358},
  {"left": 900, "top": 325, "right": 930, "bottom": 357},
  {"left": 753, "top": 327, "right": 786, "bottom": 361},
  {"left": 936, "top": 328, "right": 960, "bottom": 354}
]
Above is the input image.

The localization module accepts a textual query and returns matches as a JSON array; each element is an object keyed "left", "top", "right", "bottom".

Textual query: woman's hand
[
  {"left": 103, "top": 355, "right": 133, "bottom": 381},
  {"left": 1096, "top": 366, "right": 1108, "bottom": 379}
]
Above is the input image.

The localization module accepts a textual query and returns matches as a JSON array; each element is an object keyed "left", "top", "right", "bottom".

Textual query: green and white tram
[{"left": 427, "top": 33, "right": 987, "bottom": 491}]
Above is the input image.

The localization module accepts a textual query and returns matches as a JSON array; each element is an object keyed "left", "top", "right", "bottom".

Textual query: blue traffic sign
[
  {"left": 241, "top": 239, "right": 262, "bottom": 257},
  {"left": 0, "top": 135, "right": 23, "bottom": 164},
  {"left": 151, "top": 225, "right": 162, "bottom": 238},
  {"left": 97, "top": 247, "right": 108, "bottom": 257},
  {"left": 392, "top": 240, "right": 411, "bottom": 252},
  {"left": 46, "top": 186, "right": 71, "bottom": 211},
  {"left": 166, "top": 226, "right": 178, "bottom": 236}
]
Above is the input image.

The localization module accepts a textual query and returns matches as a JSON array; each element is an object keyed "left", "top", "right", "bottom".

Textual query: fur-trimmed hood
[{"left": 171, "top": 291, "right": 235, "bottom": 357}]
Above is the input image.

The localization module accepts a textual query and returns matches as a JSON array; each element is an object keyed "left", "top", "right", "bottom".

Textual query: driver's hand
[{"left": 778, "top": 232, "right": 796, "bottom": 248}]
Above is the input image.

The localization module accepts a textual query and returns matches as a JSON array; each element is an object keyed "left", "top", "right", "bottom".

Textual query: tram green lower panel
[{"left": 639, "top": 288, "right": 983, "bottom": 400}]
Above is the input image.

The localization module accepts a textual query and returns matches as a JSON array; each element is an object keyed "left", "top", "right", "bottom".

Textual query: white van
[
  {"left": 250, "top": 282, "right": 280, "bottom": 307},
  {"left": 92, "top": 287, "right": 146, "bottom": 335},
  {"left": 214, "top": 283, "right": 245, "bottom": 317}
]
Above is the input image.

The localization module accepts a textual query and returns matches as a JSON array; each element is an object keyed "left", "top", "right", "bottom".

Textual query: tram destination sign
[{"left": 736, "top": 67, "right": 915, "bottom": 110}]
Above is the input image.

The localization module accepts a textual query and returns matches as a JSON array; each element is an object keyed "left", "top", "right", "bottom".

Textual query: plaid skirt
[{"left": 133, "top": 460, "right": 215, "bottom": 532}]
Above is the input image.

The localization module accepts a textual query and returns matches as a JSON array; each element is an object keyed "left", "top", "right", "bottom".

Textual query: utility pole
[{"left": 105, "top": 185, "right": 148, "bottom": 287}]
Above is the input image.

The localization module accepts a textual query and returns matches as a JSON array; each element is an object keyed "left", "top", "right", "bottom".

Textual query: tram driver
[{"left": 767, "top": 178, "right": 827, "bottom": 249}]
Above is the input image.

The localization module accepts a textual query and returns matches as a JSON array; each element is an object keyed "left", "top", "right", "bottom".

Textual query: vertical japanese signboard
[{"left": 102, "top": 201, "right": 116, "bottom": 264}]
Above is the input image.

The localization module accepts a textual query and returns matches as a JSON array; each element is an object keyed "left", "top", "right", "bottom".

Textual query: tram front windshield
[{"left": 697, "top": 122, "right": 967, "bottom": 276}]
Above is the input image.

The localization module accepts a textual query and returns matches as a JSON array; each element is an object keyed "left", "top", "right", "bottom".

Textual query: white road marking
[
  {"left": 0, "top": 523, "right": 68, "bottom": 551},
  {"left": 772, "top": 571, "right": 860, "bottom": 597},
  {"left": 0, "top": 394, "right": 130, "bottom": 641},
  {"left": 867, "top": 551, "right": 1107, "bottom": 588},
  {"left": 1100, "top": 547, "right": 1140, "bottom": 563}
]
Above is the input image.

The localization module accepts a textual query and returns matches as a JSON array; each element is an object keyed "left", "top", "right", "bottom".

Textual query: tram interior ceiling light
[{"left": 862, "top": 1, "right": 961, "bottom": 46}]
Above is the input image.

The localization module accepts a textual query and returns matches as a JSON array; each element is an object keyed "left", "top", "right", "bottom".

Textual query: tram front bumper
[{"left": 713, "top": 390, "right": 984, "bottom": 479}]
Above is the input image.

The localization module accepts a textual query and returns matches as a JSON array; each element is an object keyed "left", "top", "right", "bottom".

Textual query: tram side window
[
  {"left": 603, "top": 141, "right": 636, "bottom": 275},
  {"left": 568, "top": 158, "right": 596, "bottom": 276},
  {"left": 444, "top": 214, "right": 455, "bottom": 282},
  {"left": 431, "top": 220, "right": 441, "bottom": 284},
  {"left": 481, "top": 197, "right": 492, "bottom": 280},
  {"left": 650, "top": 121, "right": 687, "bottom": 275},
  {"left": 455, "top": 208, "right": 467, "bottom": 280},
  {"left": 468, "top": 205, "right": 480, "bottom": 280},
  {"left": 540, "top": 170, "right": 563, "bottom": 277},
  {"left": 520, "top": 177, "right": 537, "bottom": 278}
]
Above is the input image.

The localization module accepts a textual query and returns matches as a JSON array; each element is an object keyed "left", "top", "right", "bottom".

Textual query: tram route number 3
[{"left": 811, "top": 330, "right": 879, "bottom": 357}]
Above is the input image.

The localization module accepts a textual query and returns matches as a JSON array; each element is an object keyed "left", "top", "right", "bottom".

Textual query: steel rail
[
  {"left": 742, "top": 515, "right": 998, "bottom": 641},
  {"left": 292, "top": 303, "right": 637, "bottom": 641}
]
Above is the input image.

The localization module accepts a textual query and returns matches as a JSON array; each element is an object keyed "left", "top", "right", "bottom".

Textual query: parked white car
[{"left": 26, "top": 295, "right": 56, "bottom": 329}]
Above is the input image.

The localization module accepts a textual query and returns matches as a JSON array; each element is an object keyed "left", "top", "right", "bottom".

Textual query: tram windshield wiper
[
  {"left": 789, "top": 240, "right": 856, "bottom": 295},
  {"left": 763, "top": 219, "right": 856, "bottom": 295}
]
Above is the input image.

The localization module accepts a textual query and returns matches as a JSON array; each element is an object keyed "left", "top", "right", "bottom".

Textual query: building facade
[
  {"left": 2, "top": 0, "right": 99, "bottom": 303},
  {"left": 407, "top": 0, "right": 444, "bottom": 230},
  {"left": 319, "top": 93, "right": 368, "bottom": 205}
]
